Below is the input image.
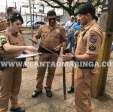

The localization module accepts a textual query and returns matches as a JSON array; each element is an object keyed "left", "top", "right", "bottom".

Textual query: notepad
[{"left": 16, "top": 53, "right": 41, "bottom": 59}]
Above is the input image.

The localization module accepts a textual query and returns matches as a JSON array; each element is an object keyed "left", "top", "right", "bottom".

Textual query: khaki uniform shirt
[
  {"left": 75, "top": 20, "right": 103, "bottom": 59},
  {"left": 34, "top": 24, "right": 66, "bottom": 50},
  {"left": 0, "top": 28, "right": 25, "bottom": 58}
]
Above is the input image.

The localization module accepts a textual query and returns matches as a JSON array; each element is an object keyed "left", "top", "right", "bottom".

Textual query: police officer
[
  {"left": 0, "top": 13, "right": 37, "bottom": 112},
  {"left": 0, "top": 7, "right": 18, "bottom": 87},
  {"left": 63, "top": 3, "right": 103, "bottom": 112},
  {"left": 32, "top": 10, "right": 66, "bottom": 98}
]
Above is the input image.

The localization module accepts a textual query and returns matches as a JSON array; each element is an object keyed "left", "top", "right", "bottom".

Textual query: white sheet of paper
[{"left": 16, "top": 53, "right": 41, "bottom": 59}]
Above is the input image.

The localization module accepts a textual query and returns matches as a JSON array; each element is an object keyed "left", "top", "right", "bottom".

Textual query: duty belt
[{"left": 38, "top": 46, "right": 60, "bottom": 55}]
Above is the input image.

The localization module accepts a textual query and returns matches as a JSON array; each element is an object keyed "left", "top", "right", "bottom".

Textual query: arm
[
  {"left": 73, "top": 53, "right": 97, "bottom": 61},
  {"left": 3, "top": 43, "right": 26, "bottom": 53},
  {"left": 75, "top": 31, "right": 102, "bottom": 61},
  {"left": 0, "top": 32, "right": 37, "bottom": 54},
  {"left": 53, "top": 27, "right": 67, "bottom": 51},
  {"left": 3, "top": 43, "right": 37, "bottom": 53},
  {"left": 60, "top": 27, "right": 67, "bottom": 49},
  {"left": 63, "top": 31, "right": 102, "bottom": 61},
  {"left": 32, "top": 27, "right": 42, "bottom": 44}
]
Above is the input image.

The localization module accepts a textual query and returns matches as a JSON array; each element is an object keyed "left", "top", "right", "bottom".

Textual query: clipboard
[{"left": 16, "top": 52, "right": 41, "bottom": 59}]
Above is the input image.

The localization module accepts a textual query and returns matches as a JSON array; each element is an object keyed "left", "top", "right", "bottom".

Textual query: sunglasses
[{"left": 48, "top": 17, "right": 56, "bottom": 21}]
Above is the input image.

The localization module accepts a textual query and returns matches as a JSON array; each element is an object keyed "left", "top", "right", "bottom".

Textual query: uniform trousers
[
  {"left": 36, "top": 53, "right": 58, "bottom": 91},
  {"left": 0, "top": 68, "right": 22, "bottom": 112},
  {"left": 75, "top": 68, "right": 93, "bottom": 112}
]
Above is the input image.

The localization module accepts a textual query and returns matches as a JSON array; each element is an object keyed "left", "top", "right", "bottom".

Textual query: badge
[
  {"left": 89, "top": 44, "right": 96, "bottom": 51},
  {"left": 0, "top": 35, "right": 7, "bottom": 45},
  {"left": 89, "top": 35, "right": 97, "bottom": 43}
]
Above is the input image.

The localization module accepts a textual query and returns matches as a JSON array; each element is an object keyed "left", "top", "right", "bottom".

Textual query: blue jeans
[{"left": 67, "top": 32, "right": 76, "bottom": 52}]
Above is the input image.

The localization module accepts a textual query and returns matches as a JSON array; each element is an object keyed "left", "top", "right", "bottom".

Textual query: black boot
[
  {"left": 67, "top": 87, "right": 74, "bottom": 93},
  {"left": 46, "top": 89, "right": 52, "bottom": 97},
  {"left": 32, "top": 90, "right": 42, "bottom": 98}
]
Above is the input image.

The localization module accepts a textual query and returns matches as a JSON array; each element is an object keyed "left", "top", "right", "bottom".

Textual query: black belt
[{"left": 38, "top": 46, "right": 60, "bottom": 55}]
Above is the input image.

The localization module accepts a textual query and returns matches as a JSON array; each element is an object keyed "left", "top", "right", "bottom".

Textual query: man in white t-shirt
[{"left": 65, "top": 16, "right": 75, "bottom": 32}]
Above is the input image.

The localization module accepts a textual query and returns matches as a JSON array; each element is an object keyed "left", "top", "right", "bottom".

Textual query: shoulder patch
[
  {"left": 89, "top": 35, "right": 97, "bottom": 44},
  {"left": 0, "top": 35, "right": 7, "bottom": 45}
]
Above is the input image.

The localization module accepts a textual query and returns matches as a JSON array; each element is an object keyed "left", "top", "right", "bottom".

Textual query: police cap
[{"left": 75, "top": 3, "right": 98, "bottom": 20}]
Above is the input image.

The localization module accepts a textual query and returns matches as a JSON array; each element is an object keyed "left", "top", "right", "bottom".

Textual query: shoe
[
  {"left": 32, "top": 90, "right": 42, "bottom": 98},
  {"left": 67, "top": 87, "right": 74, "bottom": 93},
  {"left": 46, "top": 90, "right": 52, "bottom": 97},
  {"left": 10, "top": 107, "right": 25, "bottom": 112}
]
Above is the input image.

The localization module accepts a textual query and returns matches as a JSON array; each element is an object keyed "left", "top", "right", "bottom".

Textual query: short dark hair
[
  {"left": 8, "top": 12, "right": 23, "bottom": 24},
  {"left": 47, "top": 10, "right": 56, "bottom": 17}
]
